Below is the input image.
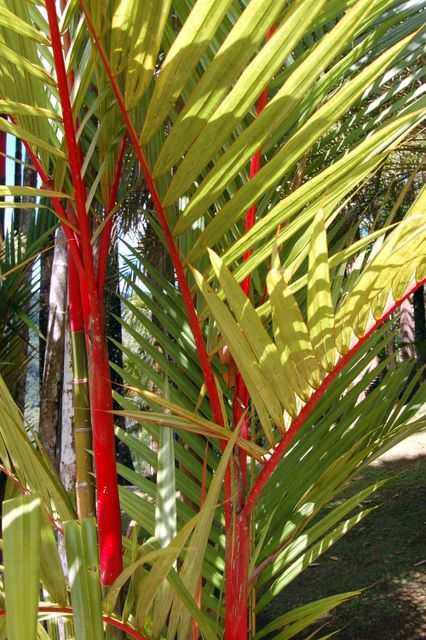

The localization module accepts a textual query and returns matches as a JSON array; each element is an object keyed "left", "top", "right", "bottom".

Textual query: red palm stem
[
  {"left": 45, "top": 0, "right": 122, "bottom": 585},
  {"left": 80, "top": 4, "right": 224, "bottom": 429},
  {"left": 225, "top": 26, "right": 276, "bottom": 640},
  {"left": 240, "top": 24, "right": 275, "bottom": 296},
  {"left": 44, "top": 2, "right": 96, "bottom": 293},
  {"left": 233, "top": 24, "right": 276, "bottom": 492}
]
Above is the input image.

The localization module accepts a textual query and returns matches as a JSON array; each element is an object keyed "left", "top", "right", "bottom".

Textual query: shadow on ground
[{"left": 257, "top": 454, "right": 426, "bottom": 640}]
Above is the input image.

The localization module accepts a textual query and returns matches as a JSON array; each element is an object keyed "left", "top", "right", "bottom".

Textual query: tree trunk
[
  {"left": 60, "top": 320, "right": 76, "bottom": 493},
  {"left": 399, "top": 297, "right": 415, "bottom": 360},
  {"left": 13, "top": 137, "right": 22, "bottom": 231},
  {"left": 413, "top": 285, "right": 426, "bottom": 380},
  {"left": 39, "top": 248, "right": 54, "bottom": 392},
  {"left": 14, "top": 150, "right": 36, "bottom": 412},
  {"left": 39, "top": 226, "right": 68, "bottom": 465},
  {"left": 58, "top": 329, "right": 74, "bottom": 640},
  {"left": 69, "top": 253, "right": 95, "bottom": 518},
  {"left": 384, "top": 323, "right": 396, "bottom": 370}
]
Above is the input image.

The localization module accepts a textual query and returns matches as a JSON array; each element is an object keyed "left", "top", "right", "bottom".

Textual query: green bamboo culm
[{"left": 71, "top": 330, "right": 96, "bottom": 518}]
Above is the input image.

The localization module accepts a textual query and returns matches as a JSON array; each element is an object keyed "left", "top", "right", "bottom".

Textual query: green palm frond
[{"left": 0, "top": 0, "right": 425, "bottom": 636}]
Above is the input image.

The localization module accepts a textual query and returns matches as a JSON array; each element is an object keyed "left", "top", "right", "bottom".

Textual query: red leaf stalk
[
  {"left": 242, "top": 276, "right": 426, "bottom": 518},
  {"left": 58, "top": 0, "right": 89, "bottom": 332},
  {"left": 68, "top": 256, "right": 84, "bottom": 330},
  {"left": 233, "top": 23, "right": 276, "bottom": 489},
  {"left": 240, "top": 24, "right": 275, "bottom": 296},
  {"left": 225, "top": 26, "right": 275, "bottom": 639},
  {"left": 69, "top": 248, "right": 90, "bottom": 332},
  {"left": 45, "top": 0, "right": 122, "bottom": 585},
  {"left": 224, "top": 513, "right": 251, "bottom": 640},
  {"left": 11, "top": 120, "right": 91, "bottom": 330},
  {"left": 80, "top": 5, "right": 225, "bottom": 430},
  {"left": 44, "top": 2, "right": 96, "bottom": 290}
]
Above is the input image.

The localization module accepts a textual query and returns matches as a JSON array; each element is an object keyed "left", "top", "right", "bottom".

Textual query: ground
[{"left": 258, "top": 432, "right": 426, "bottom": 639}]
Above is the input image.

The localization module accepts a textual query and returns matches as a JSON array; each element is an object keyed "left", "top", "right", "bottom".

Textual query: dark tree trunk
[
  {"left": 399, "top": 298, "right": 415, "bottom": 361},
  {"left": 413, "top": 285, "right": 426, "bottom": 380},
  {"left": 13, "top": 150, "right": 36, "bottom": 412},
  {"left": 39, "top": 249, "right": 54, "bottom": 392},
  {"left": 39, "top": 226, "right": 68, "bottom": 465},
  {"left": 13, "top": 137, "right": 22, "bottom": 231}
]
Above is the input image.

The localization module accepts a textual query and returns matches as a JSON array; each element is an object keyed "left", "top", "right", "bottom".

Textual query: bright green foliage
[
  {"left": 3, "top": 495, "right": 41, "bottom": 640},
  {"left": 0, "top": 377, "right": 74, "bottom": 520},
  {"left": 64, "top": 519, "right": 105, "bottom": 640},
  {"left": 0, "top": 0, "right": 425, "bottom": 638}
]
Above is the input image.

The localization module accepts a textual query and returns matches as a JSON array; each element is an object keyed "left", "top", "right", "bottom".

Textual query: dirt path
[{"left": 372, "top": 431, "right": 426, "bottom": 464}]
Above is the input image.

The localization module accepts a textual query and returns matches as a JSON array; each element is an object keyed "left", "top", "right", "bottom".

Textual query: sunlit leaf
[
  {"left": 3, "top": 495, "right": 41, "bottom": 640},
  {"left": 307, "top": 209, "right": 336, "bottom": 372}
]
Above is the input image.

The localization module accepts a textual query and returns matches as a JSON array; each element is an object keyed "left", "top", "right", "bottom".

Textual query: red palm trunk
[
  {"left": 225, "top": 26, "right": 275, "bottom": 638},
  {"left": 225, "top": 513, "right": 251, "bottom": 640},
  {"left": 87, "top": 323, "right": 123, "bottom": 584},
  {"left": 45, "top": 0, "right": 122, "bottom": 585}
]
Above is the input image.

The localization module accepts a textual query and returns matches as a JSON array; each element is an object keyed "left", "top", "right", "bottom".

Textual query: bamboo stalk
[
  {"left": 7, "top": 126, "right": 97, "bottom": 521},
  {"left": 69, "top": 256, "right": 95, "bottom": 518}
]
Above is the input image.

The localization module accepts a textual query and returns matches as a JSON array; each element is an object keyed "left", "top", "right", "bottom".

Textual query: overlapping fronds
[
  {"left": 0, "top": 0, "right": 425, "bottom": 637},
  {"left": 0, "top": 210, "right": 56, "bottom": 396},
  {"left": 192, "top": 185, "right": 426, "bottom": 442}
]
